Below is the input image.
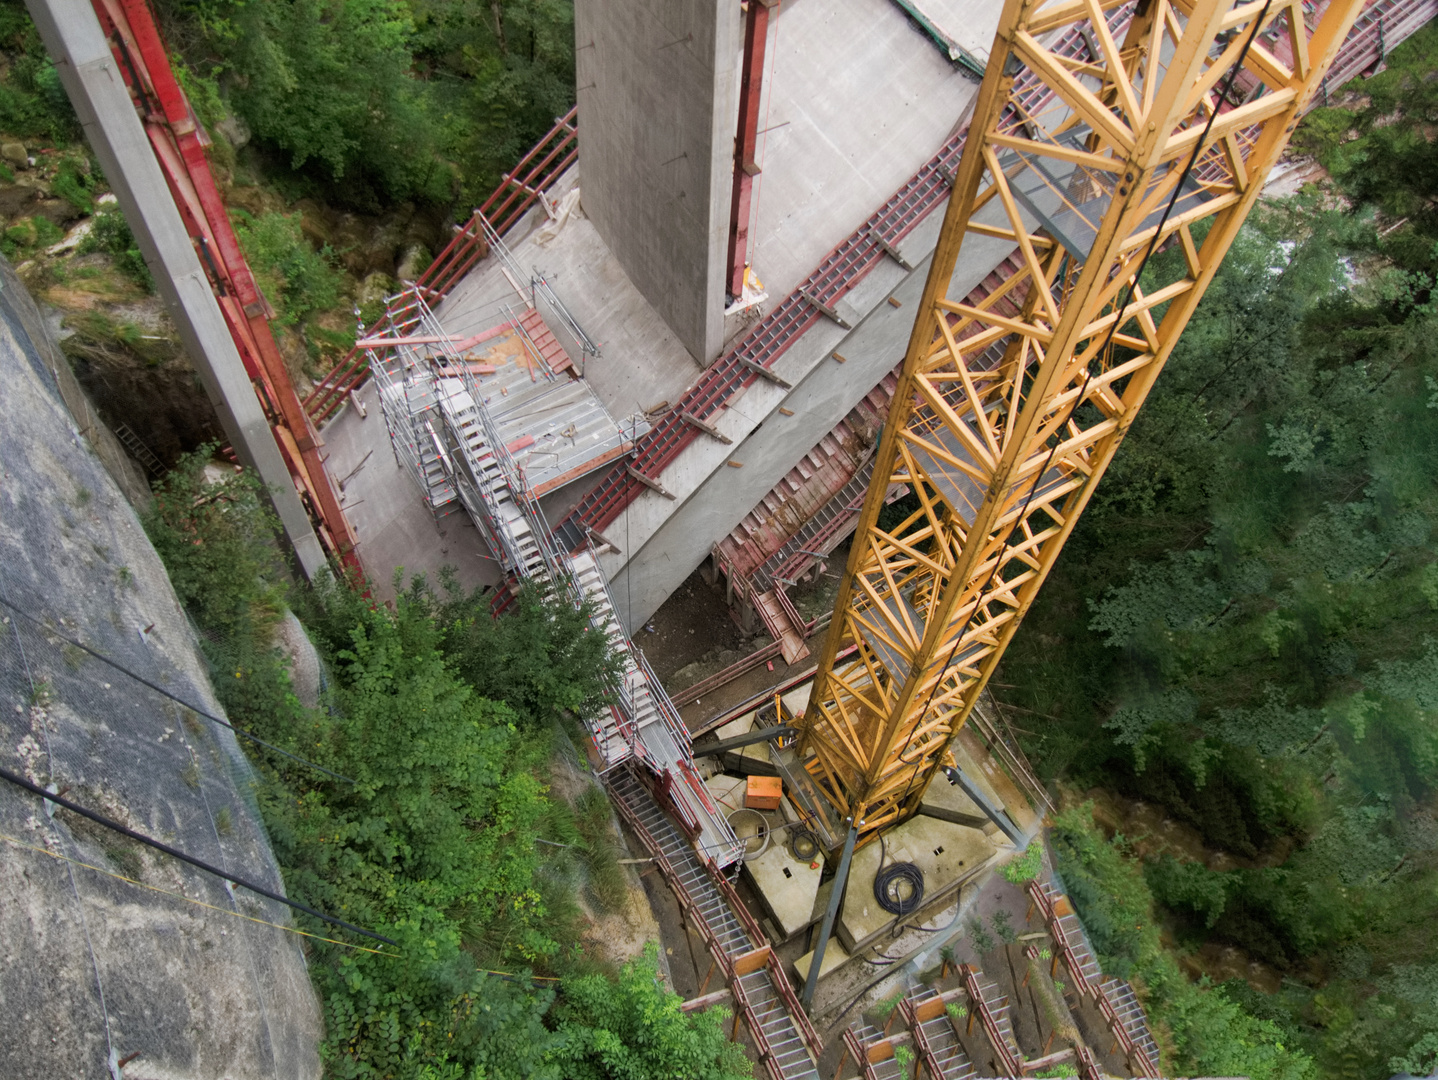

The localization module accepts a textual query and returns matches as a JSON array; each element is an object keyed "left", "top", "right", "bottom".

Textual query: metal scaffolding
[{"left": 363, "top": 286, "right": 743, "bottom": 867}]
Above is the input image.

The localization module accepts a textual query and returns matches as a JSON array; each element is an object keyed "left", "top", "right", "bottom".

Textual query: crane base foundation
[{"left": 836, "top": 813, "right": 998, "bottom": 955}]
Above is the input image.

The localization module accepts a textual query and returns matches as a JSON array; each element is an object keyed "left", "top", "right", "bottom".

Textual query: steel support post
[
  {"left": 801, "top": 821, "right": 856, "bottom": 1009},
  {"left": 725, "top": 0, "right": 773, "bottom": 299}
]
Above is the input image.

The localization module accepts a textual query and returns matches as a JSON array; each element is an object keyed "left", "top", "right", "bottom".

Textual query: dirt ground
[
  {"left": 634, "top": 565, "right": 756, "bottom": 683},
  {"left": 634, "top": 541, "right": 856, "bottom": 733}
]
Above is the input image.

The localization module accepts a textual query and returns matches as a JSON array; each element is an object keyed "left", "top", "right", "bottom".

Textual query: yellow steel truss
[{"left": 798, "top": 0, "right": 1365, "bottom": 845}]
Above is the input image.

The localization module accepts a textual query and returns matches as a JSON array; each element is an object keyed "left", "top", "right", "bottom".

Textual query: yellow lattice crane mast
[{"left": 796, "top": 0, "right": 1364, "bottom": 856}]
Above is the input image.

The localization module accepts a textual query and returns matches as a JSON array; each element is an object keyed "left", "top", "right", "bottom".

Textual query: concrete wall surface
[
  {"left": 575, "top": 0, "right": 739, "bottom": 365},
  {"left": 0, "top": 259, "right": 322, "bottom": 1078},
  {"left": 601, "top": 197, "right": 1027, "bottom": 630}
]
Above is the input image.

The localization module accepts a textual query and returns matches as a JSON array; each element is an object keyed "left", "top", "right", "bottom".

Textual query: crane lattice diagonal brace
[{"left": 798, "top": 0, "right": 1366, "bottom": 849}]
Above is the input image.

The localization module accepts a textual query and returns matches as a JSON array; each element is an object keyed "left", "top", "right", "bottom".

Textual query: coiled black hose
[
  {"left": 787, "top": 826, "right": 820, "bottom": 862},
  {"left": 874, "top": 860, "right": 925, "bottom": 915}
]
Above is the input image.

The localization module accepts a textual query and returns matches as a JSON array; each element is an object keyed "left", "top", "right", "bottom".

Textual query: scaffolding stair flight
[{"left": 364, "top": 290, "right": 744, "bottom": 869}]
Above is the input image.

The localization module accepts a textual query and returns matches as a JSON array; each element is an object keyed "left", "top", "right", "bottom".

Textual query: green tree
[
  {"left": 434, "top": 574, "right": 625, "bottom": 735},
  {"left": 158, "top": 0, "right": 575, "bottom": 211},
  {"left": 547, "top": 944, "right": 750, "bottom": 1080}
]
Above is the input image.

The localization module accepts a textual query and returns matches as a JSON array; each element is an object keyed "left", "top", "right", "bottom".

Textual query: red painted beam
[
  {"left": 91, "top": 0, "right": 360, "bottom": 573},
  {"left": 725, "top": 0, "right": 773, "bottom": 299}
]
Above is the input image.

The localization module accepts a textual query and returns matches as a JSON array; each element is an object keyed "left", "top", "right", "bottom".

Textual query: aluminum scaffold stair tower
[{"left": 368, "top": 289, "right": 743, "bottom": 868}]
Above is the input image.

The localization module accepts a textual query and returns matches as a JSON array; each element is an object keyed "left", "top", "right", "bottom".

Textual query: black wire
[
  {"left": 874, "top": 860, "right": 925, "bottom": 916},
  {"left": 888, "top": 0, "right": 1275, "bottom": 810},
  {"left": 0, "top": 596, "right": 356, "bottom": 784},
  {"left": 0, "top": 764, "right": 397, "bottom": 947},
  {"left": 872, "top": 832, "right": 925, "bottom": 915}
]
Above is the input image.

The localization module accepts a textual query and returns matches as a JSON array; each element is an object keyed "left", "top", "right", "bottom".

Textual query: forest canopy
[{"left": 157, "top": 0, "right": 576, "bottom": 211}]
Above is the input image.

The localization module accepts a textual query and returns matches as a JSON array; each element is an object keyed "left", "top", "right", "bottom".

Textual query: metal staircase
[
  {"left": 1097, "top": 977, "right": 1160, "bottom": 1077},
  {"left": 901, "top": 986, "right": 978, "bottom": 1080},
  {"left": 841, "top": 1021, "right": 907, "bottom": 1080},
  {"left": 607, "top": 767, "right": 822, "bottom": 1080},
  {"left": 367, "top": 289, "right": 743, "bottom": 866},
  {"left": 960, "top": 965, "right": 1021, "bottom": 1076},
  {"left": 1028, "top": 879, "right": 1103, "bottom": 996}
]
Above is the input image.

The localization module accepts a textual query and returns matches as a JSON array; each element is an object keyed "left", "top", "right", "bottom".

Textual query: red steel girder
[{"left": 726, "top": 0, "right": 774, "bottom": 299}]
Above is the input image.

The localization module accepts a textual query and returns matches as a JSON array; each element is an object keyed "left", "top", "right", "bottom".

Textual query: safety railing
[
  {"left": 475, "top": 107, "right": 579, "bottom": 237},
  {"left": 304, "top": 108, "right": 579, "bottom": 425},
  {"left": 531, "top": 269, "right": 600, "bottom": 373}
]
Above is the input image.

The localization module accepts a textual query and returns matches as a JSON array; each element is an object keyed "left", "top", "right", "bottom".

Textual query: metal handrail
[{"left": 531, "top": 269, "right": 600, "bottom": 365}]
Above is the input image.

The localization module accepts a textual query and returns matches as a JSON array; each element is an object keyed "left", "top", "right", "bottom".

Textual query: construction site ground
[
  {"left": 612, "top": 779, "right": 1140, "bottom": 1079},
  {"left": 641, "top": 543, "right": 852, "bottom": 733}
]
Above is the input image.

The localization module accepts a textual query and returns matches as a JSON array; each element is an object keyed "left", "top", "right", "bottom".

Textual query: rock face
[{"left": 0, "top": 257, "right": 322, "bottom": 1079}]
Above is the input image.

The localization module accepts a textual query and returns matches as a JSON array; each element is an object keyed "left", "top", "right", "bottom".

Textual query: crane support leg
[
  {"left": 942, "top": 764, "right": 1025, "bottom": 847},
  {"left": 802, "top": 822, "right": 857, "bottom": 1009}
]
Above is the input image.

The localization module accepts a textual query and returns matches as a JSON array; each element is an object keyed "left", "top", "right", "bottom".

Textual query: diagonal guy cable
[
  {"left": 0, "top": 595, "right": 355, "bottom": 784},
  {"left": 0, "top": 764, "right": 397, "bottom": 947}
]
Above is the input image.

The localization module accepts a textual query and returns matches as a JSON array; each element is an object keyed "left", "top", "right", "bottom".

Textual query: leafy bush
[
  {"left": 79, "top": 207, "right": 153, "bottom": 290},
  {"left": 991, "top": 908, "right": 1017, "bottom": 944},
  {"left": 546, "top": 944, "right": 750, "bottom": 1080},
  {"left": 966, "top": 916, "right": 995, "bottom": 956},
  {"left": 433, "top": 571, "right": 625, "bottom": 735},
  {"left": 0, "top": 0, "right": 77, "bottom": 140},
  {"left": 157, "top": 0, "right": 574, "bottom": 211},
  {"left": 1144, "top": 855, "right": 1232, "bottom": 930},
  {"left": 1001, "top": 838, "right": 1043, "bottom": 884},
  {"left": 51, "top": 155, "right": 95, "bottom": 214},
  {"left": 232, "top": 209, "right": 343, "bottom": 329},
  {"left": 1, "top": 214, "right": 60, "bottom": 257},
  {"left": 1051, "top": 805, "right": 1315, "bottom": 1080}
]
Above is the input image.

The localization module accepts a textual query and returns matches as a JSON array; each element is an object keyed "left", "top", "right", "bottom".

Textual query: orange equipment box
[{"left": 745, "top": 775, "right": 783, "bottom": 811}]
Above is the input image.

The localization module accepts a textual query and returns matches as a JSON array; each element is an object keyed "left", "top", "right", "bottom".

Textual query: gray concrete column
[
  {"left": 575, "top": 0, "right": 739, "bottom": 365},
  {"left": 24, "top": 0, "right": 326, "bottom": 578}
]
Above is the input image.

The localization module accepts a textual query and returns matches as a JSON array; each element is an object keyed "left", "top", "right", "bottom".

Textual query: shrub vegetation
[{"left": 143, "top": 448, "right": 750, "bottom": 1080}]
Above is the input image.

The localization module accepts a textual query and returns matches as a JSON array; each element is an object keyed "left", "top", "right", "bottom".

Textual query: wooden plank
[
  {"left": 914, "top": 996, "right": 948, "bottom": 1023},
  {"left": 681, "top": 988, "right": 733, "bottom": 1013},
  {"left": 681, "top": 410, "right": 733, "bottom": 444},
  {"left": 732, "top": 946, "right": 772, "bottom": 976}
]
